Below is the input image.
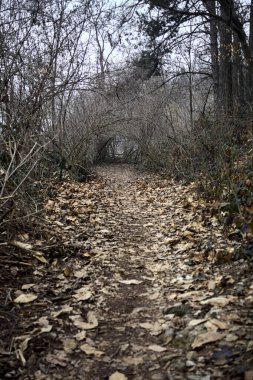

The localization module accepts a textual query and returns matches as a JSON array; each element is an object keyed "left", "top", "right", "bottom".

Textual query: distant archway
[{"left": 96, "top": 135, "right": 140, "bottom": 163}]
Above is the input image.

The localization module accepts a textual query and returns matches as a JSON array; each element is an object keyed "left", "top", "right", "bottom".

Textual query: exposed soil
[{"left": 0, "top": 164, "right": 253, "bottom": 380}]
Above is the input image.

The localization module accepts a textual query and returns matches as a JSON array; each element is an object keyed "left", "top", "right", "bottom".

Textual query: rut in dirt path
[{"left": 1, "top": 164, "right": 253, "bottom": 380}]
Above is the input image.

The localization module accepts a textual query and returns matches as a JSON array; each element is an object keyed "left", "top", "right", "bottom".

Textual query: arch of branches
[{"left": 96, "top": 135, "right": 140, "bottom": 164}]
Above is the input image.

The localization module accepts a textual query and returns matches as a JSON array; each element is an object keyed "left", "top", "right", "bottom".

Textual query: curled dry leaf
[
  {"left": 14, "top": 293, "right": 38, "bottom": 304},
  {"left": 119, "top": 279, "right": 143, "bottom": 285},
  {"left": 51, "top": 305, "right": 73, "bottom": 319},
  {"left": 70, "top": 311, "right": 98, "bottom": 330}
]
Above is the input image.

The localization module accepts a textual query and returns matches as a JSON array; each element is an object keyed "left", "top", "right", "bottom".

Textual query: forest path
[{"left": 1, "top": 165, "right": 253, "bottom": 380}]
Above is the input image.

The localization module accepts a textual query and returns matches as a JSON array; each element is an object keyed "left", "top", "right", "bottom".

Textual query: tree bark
[
  {"left": 219, "top": 1, "right": 233, "bottom": 115},
  {"left": 203, "top": 0, "right": 220, "bottom": 109}
]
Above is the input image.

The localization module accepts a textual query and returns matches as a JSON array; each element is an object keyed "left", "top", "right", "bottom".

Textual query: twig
[{"left": 0, "top": 260, "right": 32, "bottom": 266}]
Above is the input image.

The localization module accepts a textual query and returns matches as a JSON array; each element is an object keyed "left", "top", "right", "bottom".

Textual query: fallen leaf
[
  {"left": 119, "top": 279, "right": 143, "bottom": 285},
  {"left": 73, "top": 287, "right": 92, "bottom": 301},
  {"left": 14, "top": 335, "right": 31, "bottom": 365},
  {"left": 200, "top": 296, "right": 236, "bottom": 307},
  {"left": 9, "top": 241, "right": 33, "bottom": 250},
  {"left": 148, "top": 291, "right": 160, "bottom": 300},
  {"left": 123, "top": 356, "right": 144, "bottom": 365},
  {"left": 207, "top": 280, "right": 216, "bottom": 290},
  {"left": 192, "top": 332, "right": 226, "bottom": 349},
  {"left": 51, "top": 306, "right": 73, "bottom": 318},
  {"left": 225, "top": 333, "right": 238, "bottom": 342},
  {"left": 109, "top": 372, "right": 128, "bottom": 380},
  {"left": 32, "top": 251, "right": 48, "bottom": 264},
  {"left": 74, "top": 268, "right": 88, "bottom": 278},
  {"left": 14, "top": 293, "right": 38, "bottom": 303},
  {"left": 245, "top": 370, "right": 253, "bottom": 380},
  {"left": 206, "top": 318, "right": 228, "bottom": 331},
  {"left": 188, "top": 319, "right": 207, "bottom": 328},
  {"left": 74, "top": 331, "right": 86, "bottom": 341},
  {"left": 21, "top": 284, "right": 35, "bottom": 290},
  {"left": 46, "top": 350, "right": 68, "bottom": 367},
  {"left": 36, "top": 316, "right": 52, "bottom": 333},
  {"left": 80, "top": 343, "right": 104, "bottom": 357},
  {"left": 147, "top": 344, "right": 167, "bottom": 352},
  {"left": 63, "top": 338, "right": 77, "bottom": 353},
  {"left": 139, "top": 321, "right": 163, "bottom": 336},
  {"left": 70, "top": 311, "right": 98, "bottom": 330},
  {"left": 63, "top": 267, "right": 73, "bottom": 277}
]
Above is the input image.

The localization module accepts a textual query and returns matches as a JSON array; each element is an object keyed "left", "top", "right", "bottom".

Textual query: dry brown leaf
[
  {"left": 109, "top": 372, "right": 128, "bottom": 380},
  {"left": 147, "top": 344, "right": 167, "bottom": 352},
  {"left": 70, "top": 311, "right": 98, "bottom": 330},
  {"left": 63, "top": 267, "right": 73, "bottom": 277},
  {"left": 32, "top": 251, "right": 48, "bottom": 264},
  {"left": 200, "top": 296, "right": 236, "bottom": 307},
  {"left": 73, "top": 286, "right": 92, "bottom": 301},
  {"left": 122, "top": 356, "right": 144, "bottom": 365},
  {"left": 207, "top": 280, "right": 216, "bottom": 290},
  {"left": 246, "top": 295, "right": 253, "bottom": 305},
  {"left": 14, "top": 335, "right": 31, "bottom": 365},
  {"left": 225, "top": 333, "right": 238, "bottom": 342},
  {"left": 74, "top": 268, "right": 88, "bottom": 278},
  {"left": 192, "top": 332, "right": 226, "bottom": 349},
  {"left": 80, "top": 343, "right": 104, "bottom": 357},
  {"left": 46, "top": 350, "right": 68, "bottom": 367},
  {"left": 51, "top": 305, "right": 73, "bottom": 318},
  {"left": 148, "top": 291, "right": 160, "bottom": 300},
  {"left": 63, "top": 338, "right": 77, "bottom": 353},
  {"left": 74, "top": 331, "right": 86, "bottom": 341},
  {"left": 245, "top": 370, "right": 253, "bottom": 380},
  {"left": 36, "top": 316, "right": 52, "bottom": 333},
  {"left": 207, "top": 318, "right": 228, "bottom": 330},
  {"left": 10, "top": 240, "right": 33, "bottom": 250},
  {"left": 119, "top": 279, "right": 143, "bottom": 285},
  {"left": 21, "top": 284, "right": 34, "bottom": 290},
  {"left": 139, "top": 322, "right": 163, "bottom": 336},
  {"left": 14, "top": 293, "right": 38, "bottom": 303},
  {"left": 188, "top": 319, "right": 207, "bottom": 328}
]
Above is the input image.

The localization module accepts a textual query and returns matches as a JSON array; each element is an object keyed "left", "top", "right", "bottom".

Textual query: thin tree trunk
[
  {"left": 219, "top": 2, "right": 233, "bottom": 116},
  {"left": 204, "top": 0, "right": 220, "bottom": 109}
]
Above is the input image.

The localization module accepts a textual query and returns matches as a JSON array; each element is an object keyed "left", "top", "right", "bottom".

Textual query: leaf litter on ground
[{"left": 0, "top": 164, "right": 253, "bottom": 380}]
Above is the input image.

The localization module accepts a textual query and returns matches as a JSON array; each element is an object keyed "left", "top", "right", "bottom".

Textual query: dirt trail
[{"left": 1, "top": 165, "right": 253, "bottom": 380}]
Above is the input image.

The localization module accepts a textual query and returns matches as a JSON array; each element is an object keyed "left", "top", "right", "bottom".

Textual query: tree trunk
[
  {"left": 232, "top": 33, "right": 244, "bottom": 112},
  {"left": 219, "top": 2, "right": 233, "bottom": 116},
  {"left": 203, "top": 0, "right": 220, "bottom": 110}
]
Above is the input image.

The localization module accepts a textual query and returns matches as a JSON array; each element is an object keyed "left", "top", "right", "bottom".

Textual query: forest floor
[{"left": 0, "top": 164, "right": 253, "bottom": 380}]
